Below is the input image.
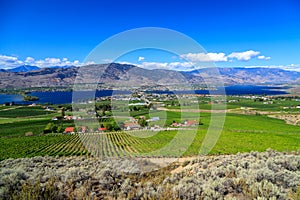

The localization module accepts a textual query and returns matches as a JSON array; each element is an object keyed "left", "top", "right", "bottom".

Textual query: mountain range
[
  {"left": 6, "top": 65, "right": 41, "bottom": 72},
  {"left": 0, "top": 63, "right": 299, "bottom": 89},
  {"left": 2, "top": 65, "right": 75, "bottom": 73}
]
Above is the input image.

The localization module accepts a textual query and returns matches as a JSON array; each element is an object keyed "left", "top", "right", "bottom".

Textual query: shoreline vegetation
[
  {"left": 22, "top": 93, "right": 39, "bottom": 101},
  {"left": 0, "top": 83, "right": 296, "bottom": 94}
]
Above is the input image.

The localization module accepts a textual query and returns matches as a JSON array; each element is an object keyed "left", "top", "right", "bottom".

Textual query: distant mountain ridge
[
  {"left": 0, "top": 63, "right": 299, "bottom": 89},
  {"left": 7, "top": 65, "right": 40, "bottom": 72},
  {"left": 4, "top": 65, "right": 76, "bottom": 73},
  {"left": 187, "top": 67, "right": 300, "bottom": 85}
]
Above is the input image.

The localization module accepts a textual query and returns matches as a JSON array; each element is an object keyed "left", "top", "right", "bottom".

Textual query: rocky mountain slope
[{"left": 0, "top": 63, "right": 299, "bottom": 89}]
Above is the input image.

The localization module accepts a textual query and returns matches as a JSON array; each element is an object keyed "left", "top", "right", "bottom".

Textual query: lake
[{"left": 0, "top": 85, "right": 289, "bottom": 105}]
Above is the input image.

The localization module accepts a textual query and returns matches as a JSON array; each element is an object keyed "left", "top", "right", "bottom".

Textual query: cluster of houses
[
  {"left": 64, "top": 126, "right": 107, "bottom": 134},
  {"left": 63, "top": 117, "right": 199, "bottom": 134},
  {"left": 123, "top": 116, "right": 161, "bottom": 130},
  {"left": 171, "top": 120, "right": 198, "bottom": 127},
  {"left": 52, "top": 115, "right": 81, "bottom": 121}
]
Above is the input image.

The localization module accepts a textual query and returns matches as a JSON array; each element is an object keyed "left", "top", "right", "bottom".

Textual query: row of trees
[
  {"left": 43, "top": 122, "right": 121, "bottom": 134},
  {"left": 43, "top": 123, "right": 65, "bottom": 134}
]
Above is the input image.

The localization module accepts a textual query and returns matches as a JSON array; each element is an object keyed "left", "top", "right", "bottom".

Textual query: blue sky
[{"left": 1, "top": 0, "right": 300, "bottom": 71}]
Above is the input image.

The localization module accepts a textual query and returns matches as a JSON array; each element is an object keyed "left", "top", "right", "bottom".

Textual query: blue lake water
[
  {"left": 0, "top": 85, "right": 289, "bottom": 105},
  {"left": 0, "top": 93, "right": 23, "bottom": 104}
]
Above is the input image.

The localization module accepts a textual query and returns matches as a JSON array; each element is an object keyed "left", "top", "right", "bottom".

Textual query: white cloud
[
  {"left": 258, "top": 55, "right": 271, "bottom": 60},
  {"left": 25, "top": 57, "right": 35, "bottom": 63},
  {"left": 274, "top": 64, "right": 300, "bottom": 72},
  {"left": 137, "top": 61, "right": 195, "bottom": 71},
  {"left": 128, "top": 61, "right": 300, "bottom": 72},
  {"left": 0, "top": 55, "right": 18, "bottom": 62},
  {"left": 180, "top": 50, "right": 268, "bottom": 62},
  {"left": 243, "top": 64, "right": 300, "bottom": 72},
  {"left": 138, "top": 62, "right": 169, "bottom": 70},
  {"left": 136, "top": 62, "right": 300, "bottom": 72},
  {"left": 0, "top": 49, "right": 273, "bottom": 71},
  {"left": 180, "top": 52, "right": 228, "bottom": 62},
  {"left": 102, "top": 59, "right": 113, "bottom": 63},
  {"left": 228, "top": 50, "right": 260, "bottom": 61},
  {"left": 138, "top": 56, "right": 145, "bottom": 62},
  {"left": 0, "top": 54, "right": 90, "bottom": 69},
  {"left": 0, "top": 55, "right": 23, "bottom": 68},
  {"left": 34, "top": 57, "right": 85, "bottom": 68}
]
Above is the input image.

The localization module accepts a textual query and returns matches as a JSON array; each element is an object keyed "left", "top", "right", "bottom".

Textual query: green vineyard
[
  {"left": 0, "top": 134, "right": 90, "bottom": 160},
  {"left": 79, "top": 130, "right": 182, "bottom": 158},
  {"left": 2, "top": 111, "right": 300, "bottom": 161},
  {"left": 0, "top": 130, "right": 184, "bottom": 160}
]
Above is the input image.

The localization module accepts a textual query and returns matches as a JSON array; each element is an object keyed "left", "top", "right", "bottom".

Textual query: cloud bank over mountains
[
  {"left": 180, "top": 50, "right": 270, "bottom": 62},
  {"left": 0, "top": 49, "right": 298, "bottom": 72},
  {"left": 0, "top": 55, "right": 94, "bottom": 69}
]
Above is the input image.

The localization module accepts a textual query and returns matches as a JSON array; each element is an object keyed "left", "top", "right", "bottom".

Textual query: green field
[
  {"left": 0, "top": 106, "right": 55, "bottom": 118},
  {"left": 1, "top": 107, "right": 300, "bottom": 160},
  {"left": 1, "top": 99, "right": 300, "bottom": 161},
  {"left": 226, "top": 97, "right": 300, "bottom": 111}
]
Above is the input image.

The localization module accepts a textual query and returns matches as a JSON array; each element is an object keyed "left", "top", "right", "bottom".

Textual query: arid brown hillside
[{"left": 1, "top": 64, "right": 299, "bottom": 89}]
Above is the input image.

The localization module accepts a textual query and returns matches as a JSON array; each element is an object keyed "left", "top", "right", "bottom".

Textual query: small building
[
  {"left": 45, "top": 106, "right": 55, "bottom": 111},
  {"left": 147, "top": 117, "right": 160, "bottom": 122},
  {"left": 64, "top": 115, "right": 73, "bottom": 120},
  {"left": 80, "top": 126, "right": 87, "bottom": 133},
  {"left": 124, "top": 122, "right": 141, "bottom": 130},
  {"left": 64, "top": 127, "right": 75, "bottom": 134},
  {"left": 98, "top": 127, "right": 107, "bottom": 132},
  {"left": 171, "top": 122, "right": 180, "bottom": 127},
  {"left": 184, "top": 120, "right": 198, "bottom": 126}
]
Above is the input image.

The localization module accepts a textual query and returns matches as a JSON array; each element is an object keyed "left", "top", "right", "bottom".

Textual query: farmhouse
[
  {"left": 64, "top": 127, "right": 75, "bottom": 134},
  {"left": 171, "top": 122, "right": 180, "bottom": 127},
  {"left": 64, "top": 115, "right": 73, "bottom": 120},
  {"left": 98, "top": 127, "right": 107, "bottom": 132},
  {"left": 147, "top": 117, "right": 160, "bottom": 122},
  {"left": 124, "top": 122, "right": 141, "bottom": 130},
  {"left": 79, "top": 126, "right": 87, "bottom": 133},
  {"left": 184, "top": 120, "right": 198, "bottom": 126}
]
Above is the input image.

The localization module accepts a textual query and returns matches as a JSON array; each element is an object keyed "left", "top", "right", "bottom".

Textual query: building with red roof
[{"left": 64, "top": 127, "right": 74, "bottom": 133}]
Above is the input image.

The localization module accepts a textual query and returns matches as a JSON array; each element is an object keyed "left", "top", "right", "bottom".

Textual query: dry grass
[{"left": 1, "top": 150, "right": 300, "bottom": 199}]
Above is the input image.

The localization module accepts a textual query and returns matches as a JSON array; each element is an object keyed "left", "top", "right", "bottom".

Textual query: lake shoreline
[{"left": 0, "top": 85, "right": 291, "bottom": 105}]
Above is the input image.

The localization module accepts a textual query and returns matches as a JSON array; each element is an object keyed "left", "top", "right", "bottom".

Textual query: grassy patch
[
  {"left": 0, "top": 106, "right": 54, "bottom": 118},
  {"left": 0, "top": 119, "right": 51, "bottom": 137}
]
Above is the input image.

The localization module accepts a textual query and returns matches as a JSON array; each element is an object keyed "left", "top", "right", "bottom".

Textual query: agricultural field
[
  {"left": 0, "top": 134, "right": 89, "bottom": 161},
  {"left": 226, "top": 96, "right": 300, "bottom": 112},
  {"left": 0, "top": 105, "right": 75, "bottom": 137},
  {"left": 164, "top": 96, "right": 300, "bottom": 112},
  {"left": 0, "top": 106, "right": 55, "bottom": 118},
  {"left": 1, "top": 107, "right": 300, "bottom": 160},
  {"left": 1, "top": 96, "right": 300, "bottom": 161},
  {"left": 0, "top": 97, "right": 300, "bottom": 200}
]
